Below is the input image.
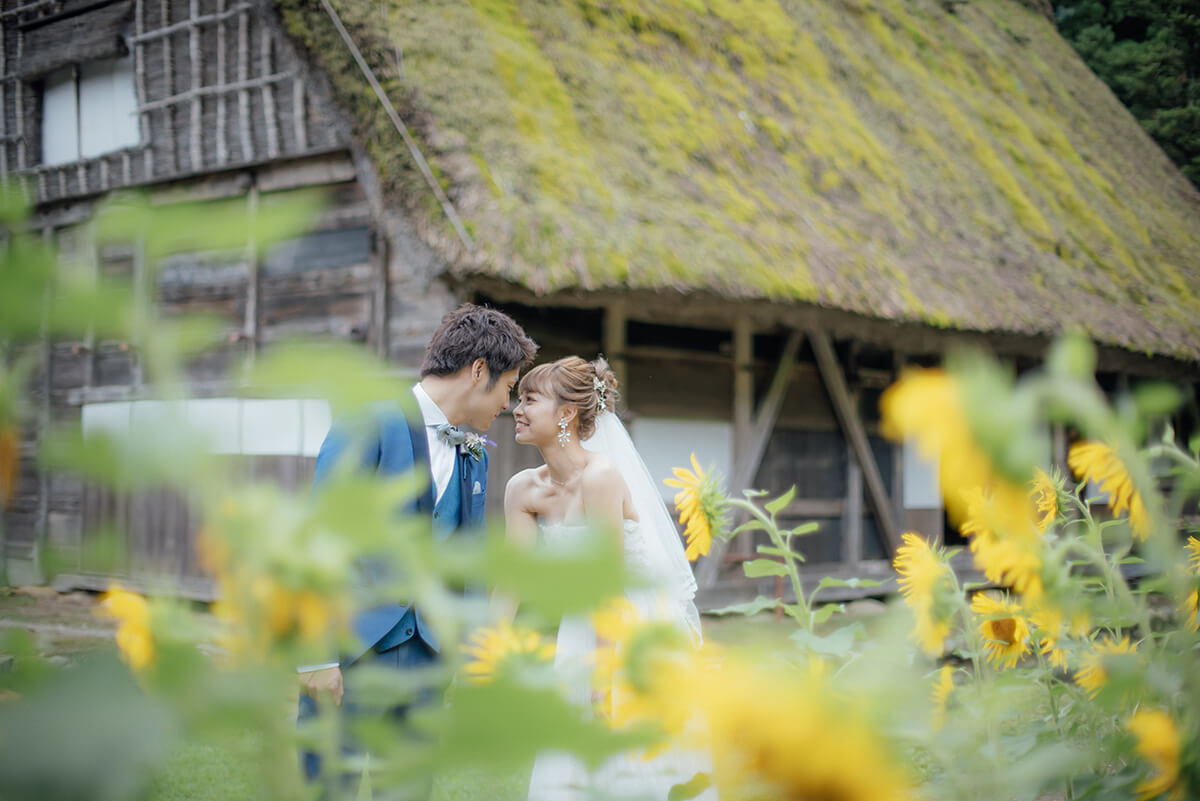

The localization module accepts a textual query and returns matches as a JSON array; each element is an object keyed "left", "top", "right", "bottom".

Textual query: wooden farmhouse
[{"left": 3, "top": 0, "right": 1199, "bottom": 605}]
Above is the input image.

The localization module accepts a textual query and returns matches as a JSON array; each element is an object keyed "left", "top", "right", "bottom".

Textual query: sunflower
[
  {"left": 100, "top": 584, "right": 154, "bottom": 672},
  {"left": 1030, "top": 607, "right": 1088, "bottom": 670},
  {"left": 1068, "top": 441, "right": 1150, "bottom": 539},
  {"left": 962, "top": 488, "right": 1044, "bottom": 602},
  {"left": 1181, "top": 537, "right": 1200, "bottom": 632},
  {"left": 931, "top": 665, "right": 955, "bottom": 730},
  {"left": 971, "top": 592, "right": 1031, "bottom": 670},
  {"left": 1183, "top": 590, "right": 1199, "bottom": 633},
  {"left": 1128, "top": 708, "right": 1183, "bottom": 801},
  {"left": 462, "top": 620, "right": 555, "bottom": 684},
  {"left": 1074, "top": 635, "right": 1138, "bottom": 697},
  {"left": 247, "top": 576, "right": 339, "bottom": 645},
  {"left": 1030, "top": 468, "right": 1059, "bottom": 533},
  {"left": 664, "top": 453, "right": 728, "bottom": 561},
  {"left": 1186, "top": 536, "right": 1200, "bottom": 573},
  {"left": 893, "top": 533, "right": 956, "bottom": 656},
  {"left": 881, "top": 368, "right": 1032, "bottom": 533},
  {"left": 687, "top": 656, "right": 912, "bottom": 801}
]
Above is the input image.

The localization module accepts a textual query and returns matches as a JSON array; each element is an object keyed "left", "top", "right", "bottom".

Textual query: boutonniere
[{"left": 460, "top": 432, "right": 494, "bottom": 462}]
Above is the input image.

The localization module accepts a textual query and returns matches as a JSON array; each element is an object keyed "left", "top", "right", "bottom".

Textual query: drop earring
[{"left": 557, "top": 417, "right": 571, "bottom": 448}]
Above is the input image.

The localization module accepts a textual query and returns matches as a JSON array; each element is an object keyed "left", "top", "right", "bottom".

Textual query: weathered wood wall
[{"left": 3, "top": 0, "right": 347, "bottom": 205}]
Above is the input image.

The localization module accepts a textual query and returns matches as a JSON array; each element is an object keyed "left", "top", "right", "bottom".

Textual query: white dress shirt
[
  {"left": 297, "top": 383, "right": 457, "bottom": 673},
  {"left": 411, "top": 382, "right": 457, "bottom": 504}
]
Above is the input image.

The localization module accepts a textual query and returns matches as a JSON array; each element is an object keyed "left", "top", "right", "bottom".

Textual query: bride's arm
[{"left": 494, "top": 471, "right": 538, "bottom": 623}]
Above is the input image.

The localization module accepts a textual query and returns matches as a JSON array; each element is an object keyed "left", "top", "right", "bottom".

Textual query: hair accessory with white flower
[{"left": 593, "top": 375, "right": 608, "bottom": 412}]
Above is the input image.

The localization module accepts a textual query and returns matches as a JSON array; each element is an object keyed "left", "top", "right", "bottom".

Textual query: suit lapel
[{"left": 405, "top": 414, "right": 436, "bottom": 515}]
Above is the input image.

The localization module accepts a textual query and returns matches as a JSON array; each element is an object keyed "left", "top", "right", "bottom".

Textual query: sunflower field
[{"left": 1, "top": 190, "right": 1199, "bottom": 801}]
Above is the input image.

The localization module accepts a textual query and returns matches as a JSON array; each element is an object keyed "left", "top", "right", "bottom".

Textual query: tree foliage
[{"left": 1056, "top": 1, "right": 1200, "bottom": 187}]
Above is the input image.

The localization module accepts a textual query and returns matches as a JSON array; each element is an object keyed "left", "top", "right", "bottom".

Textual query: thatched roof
[{"left": 280, "top": 0, "right": 1200, "bottom": 361}]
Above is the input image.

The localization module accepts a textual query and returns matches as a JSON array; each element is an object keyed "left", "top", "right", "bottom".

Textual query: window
[
  {"left": 41, "top": 56, "right": 140, "bottom": 167},
  {"left": 82, "top": 398, "right": 333, "bottom": 457},
  {"left": 630, "top": 418, "right": 733, "bottom": 503}
]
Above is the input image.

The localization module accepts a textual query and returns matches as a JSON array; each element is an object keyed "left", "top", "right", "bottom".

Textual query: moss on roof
[{"left": 280, "top": 0, "right": 1200, "bottom": 360}]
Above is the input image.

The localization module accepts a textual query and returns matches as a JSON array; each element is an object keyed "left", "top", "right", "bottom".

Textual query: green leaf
[
  {"left": 809, "top": 603, "right": 842, "bottom": 626},
  {"left": 436, "top": 680, "right": 651, "bottom": 770},
  {"left": 1133, "top": 382, "right": 1182, "bottom": 421},
  {"left": 1119, "top": 556, "right": 1145, "bottom": 565},
  {"left": 731, "top": 519, "right": 767, "bottom": 536},
  {"left": 669, "top": 772, "right": 713, "bottom": 801},
  {"left": 764, "top": 486, "right": 796, "bottom": 516},
  {"left": 1045, "top": 334, "right": 1096, "bottom": 380},
  {"left": 790, "top": 622, "right": 863, "bottom": 656},
  {"left": 243, "top": 341, "right": 414, "bottom": 419},
  {"left": 789, "top": 522, "right": 820, "bottom": 536},
  {"left": 813, "top": 576, "right": 883, "bottom": 594},
  {"left": 743, "top": 558, "right": 789, "bottom": 578},
  {"left": 484, "top": 526, "right": 631, "bottom": 618},
  {"left": 705, "top": 596, "right": 782, "bottom": 616}
]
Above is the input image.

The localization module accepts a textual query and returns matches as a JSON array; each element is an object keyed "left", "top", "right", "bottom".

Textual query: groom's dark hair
[{"left": 420, "top": 304, "right": 538, "bottom": 387}]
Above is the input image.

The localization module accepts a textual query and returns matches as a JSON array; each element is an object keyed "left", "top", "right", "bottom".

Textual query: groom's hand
[{"left": 300, "top": 666, "right": 344, "bottom": 706}]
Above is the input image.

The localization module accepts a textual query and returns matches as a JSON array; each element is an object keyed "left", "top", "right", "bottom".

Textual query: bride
[{"left": 504, "top": 356, "right": 715, "bottom": 801}]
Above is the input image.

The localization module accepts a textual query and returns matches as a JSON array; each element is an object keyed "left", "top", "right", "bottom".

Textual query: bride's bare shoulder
[
  {"left": 505, "top": 467, "right": 541, "bottom": 494},
  {"left": 581, "top": 454, "right": 627, "bottom": 492}
]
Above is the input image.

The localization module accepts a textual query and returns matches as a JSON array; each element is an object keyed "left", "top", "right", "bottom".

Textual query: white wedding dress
[{"left": 527, "top": 518, "right": 717, "bottom": 801}]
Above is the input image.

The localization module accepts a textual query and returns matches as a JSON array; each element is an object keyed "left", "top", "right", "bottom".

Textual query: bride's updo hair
[{"left": 518, "top": 356, "right": 620, "bottom": 440}]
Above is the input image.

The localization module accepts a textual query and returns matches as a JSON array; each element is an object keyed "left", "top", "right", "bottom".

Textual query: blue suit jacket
[{"left": 311, "top": 400, "right": 488, "bottom": 664}]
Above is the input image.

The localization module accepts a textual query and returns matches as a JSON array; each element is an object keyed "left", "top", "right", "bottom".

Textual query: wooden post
[
  {"left": 189, "top": 0, "right": 203, "bottom": 171},
  {"left": 14, "top": 29, "right": 24, "bottom": 170},
  {"left": 842, "top": 392, "right": 863, "bottom": 565},
  {"left": 371, "top": 229, "right": 389, "bottom": 358},
  {"left": 215, "top": 0, "right": 228, "bottom": 165},
  {"left": 809, "top": 328, "right": 902, "bottom": 556},
  {"left": 603, "top": 303, "right": 627, "bottom": 399},
  {"left": 891, "top": 350, "right": 905, "bottom": 526},
  {"left": 135, "top": 0, "right": 153, "bottom": 177},
  {"left": 292, "top": 76, "right": 308, "bottom": 151},
  {"left": 260, "top": 25, "right": 280, "bottom": 158},
  {"left": 696, "top": 328, "right": 803, "bottom": 588},
  {"left": 161, "top": 0, "right": 177, "bottom": 172},
  {"left": 237, "top": 6, "right": 253, "bottom": 161},
  {"left": 732, "top": 317, "right": 753, "bottom": 557},
  {"left": 0, "top": 20, "right": 7, "bottom": 183},
  {"left": 1052, "top": 423, "right": 1067, "bottom": 473}
]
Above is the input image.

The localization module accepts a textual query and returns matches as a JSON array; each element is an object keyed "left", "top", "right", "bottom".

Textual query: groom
[{"left": 298, "top": 303, "right": 537, "bottom": 782}]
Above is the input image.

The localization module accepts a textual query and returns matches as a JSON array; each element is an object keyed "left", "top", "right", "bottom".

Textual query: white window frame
[{"left": 40, "top": 55, "right": 141, "bottom": 167}]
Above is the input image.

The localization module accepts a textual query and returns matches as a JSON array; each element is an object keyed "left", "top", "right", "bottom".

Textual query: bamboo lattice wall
[{"left": 0, "top": 0, "right": 347, "bottom": 204}]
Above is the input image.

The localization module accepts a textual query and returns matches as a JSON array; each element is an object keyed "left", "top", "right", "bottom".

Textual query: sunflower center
[{"left": 991, "top": 617, "right": 1018, "bottom": 645}]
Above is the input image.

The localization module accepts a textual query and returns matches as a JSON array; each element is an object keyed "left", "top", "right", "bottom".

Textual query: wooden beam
[
  {"left": 696, "top": 328, "right": 803, "bottom": 588},
  {"left": 461, "top": 278, "right": 1200, "bottom": 379},
  {"left": 809, "top": 328, "right": 902, "bottom": 556},
  {"left": 603, "top": 303, "right": 627, "bottom": 399}
]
